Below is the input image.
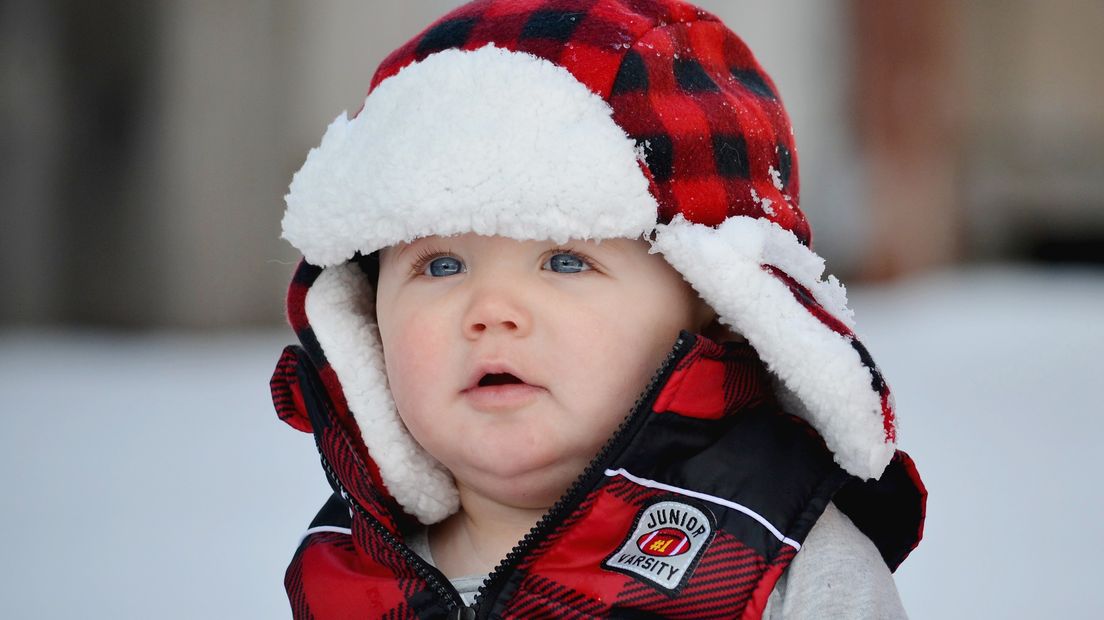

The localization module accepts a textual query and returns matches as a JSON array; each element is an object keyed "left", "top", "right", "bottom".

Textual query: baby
[{"left": 271, "top": 1, "right": 926, "bottom": 618}]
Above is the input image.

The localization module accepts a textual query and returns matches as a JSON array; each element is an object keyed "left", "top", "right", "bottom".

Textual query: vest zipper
[
  {"left": 470, "top": 333, "right": 694, "bottom": 618},
  {"left": 313, "top": 435, "right": 466, "bottom": 612}
]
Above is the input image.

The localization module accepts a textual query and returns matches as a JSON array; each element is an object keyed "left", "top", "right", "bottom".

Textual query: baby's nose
[
  {"left": 467, "top": 317, "right": 519, "bottom": 334},
  {"left": 462, "top": 287, "right": 532, "bottom": 339}
]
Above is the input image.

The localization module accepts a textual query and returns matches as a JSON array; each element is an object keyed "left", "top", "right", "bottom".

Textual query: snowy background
[
  {"left": 2, "top": 265, "right": 1102, "bottom": 618},
  {"left": 4, "top": 1, "right": 1102, "bottom": 617}
]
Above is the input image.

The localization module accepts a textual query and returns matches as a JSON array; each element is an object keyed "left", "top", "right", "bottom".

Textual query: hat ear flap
[
  {"left": 270, "top": 345, "right": 316, "bottom": 434},
  {"left": 304, "top": 263, "right": 460, "bottom": 524},
  {"left": 652, "top": 215, "right": 897, "bottom": 480}
]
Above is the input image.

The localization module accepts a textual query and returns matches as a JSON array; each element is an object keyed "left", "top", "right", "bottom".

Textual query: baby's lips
[{"left": 462, "top": 360, "right": 538, "bottom": 392}]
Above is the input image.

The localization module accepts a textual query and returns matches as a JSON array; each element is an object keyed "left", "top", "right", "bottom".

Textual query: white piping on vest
[{"left": 604, "top": 467, "right": 801, "bottom": 551}]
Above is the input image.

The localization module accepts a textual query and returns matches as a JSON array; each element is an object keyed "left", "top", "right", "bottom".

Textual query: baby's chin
[{"left": 451, "top": 454, "right": 593, "bottom": 510}]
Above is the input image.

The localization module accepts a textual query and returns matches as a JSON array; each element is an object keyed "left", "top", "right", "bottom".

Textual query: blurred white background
[{"left": 2, "top": 0, "right": 1102, "bottom": 617}]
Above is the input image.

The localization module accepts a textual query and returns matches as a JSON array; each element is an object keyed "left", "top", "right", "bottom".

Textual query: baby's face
[{"left": 375, "top": 234, "right": 710, "bottom": 509}]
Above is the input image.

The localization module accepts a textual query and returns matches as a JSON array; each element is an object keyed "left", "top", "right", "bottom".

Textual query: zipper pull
[{"left": 450, "top": 606, "right": 476, "bottom": 620}]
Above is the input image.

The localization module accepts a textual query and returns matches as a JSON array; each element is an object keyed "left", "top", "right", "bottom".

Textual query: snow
[
  {"left": 1, "top": 265, "right": 1101, "bottom": 618},
  {"left": 0, "top": 332, "right": 326, "bottom": 618},
  {"left": 768, "top": 165, "right": 784, "bottom": 191},
  {"left": 848, "top": 266, "right": 1104, "bottom": 618}
]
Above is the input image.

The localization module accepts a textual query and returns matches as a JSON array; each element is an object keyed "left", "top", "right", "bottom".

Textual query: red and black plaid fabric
[
  {"left": 274, "top": 260, "right": 404, "bottom": 531},
  {"left": 368, "top": 0, "right": 809, "bottom": 245},
  {"left": 494, "top": 475, "right": 786, "bottom": 619},
  {"left": 651, "top": 333, "right": 774, "bottom": 420}
]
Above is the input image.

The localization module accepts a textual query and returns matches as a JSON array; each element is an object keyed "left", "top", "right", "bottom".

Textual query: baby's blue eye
[
  {"left": 546, "top": 253, "right": 590, "bottom": 273},
  {"left": 426, "top": 256, "right": 464, "bottom": 277}
]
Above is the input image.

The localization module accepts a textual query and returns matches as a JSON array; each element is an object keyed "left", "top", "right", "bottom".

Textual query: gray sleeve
[{"left": 762, "top": 502, "right": 908, "bottom": 619}]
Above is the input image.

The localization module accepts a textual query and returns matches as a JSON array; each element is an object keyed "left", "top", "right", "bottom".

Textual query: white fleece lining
[
  {"left": 283, "top": 44, "right": 658, "bottom": 267},
  {"left": 305, "top": 265, "right": 459, "bottom": 523},
  {"left": 652, "top": 215, "right": 896, "bottom": 479}
]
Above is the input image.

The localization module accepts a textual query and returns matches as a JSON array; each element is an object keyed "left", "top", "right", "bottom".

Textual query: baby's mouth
[
  {"left": 462, "top": 367, "right": 544, "bottom": 411},
  {"left": 478, "top": 372, "right": 525, "bottom": 387}
]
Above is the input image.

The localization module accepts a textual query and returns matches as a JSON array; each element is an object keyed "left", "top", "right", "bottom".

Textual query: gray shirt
[
  {"left": 762, "top": 503, "right": 908, "bottom": 619},
  {"left": 408, "top": 502, "right": 907, "bottom": 617}
]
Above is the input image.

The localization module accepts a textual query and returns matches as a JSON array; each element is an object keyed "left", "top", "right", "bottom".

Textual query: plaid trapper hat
[{"left": 282, "top": 0, "right": 899, "bottom": 524}]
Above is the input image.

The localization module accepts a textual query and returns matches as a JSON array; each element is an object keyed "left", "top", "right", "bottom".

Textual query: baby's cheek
[{"left": 383, "top": 323, "right": 440, "bottom": 411}]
